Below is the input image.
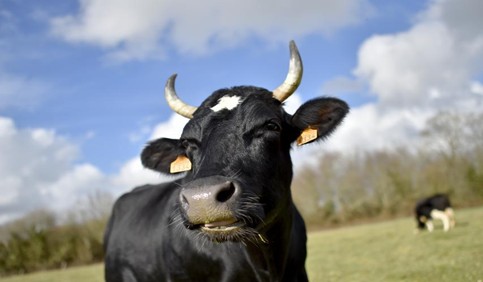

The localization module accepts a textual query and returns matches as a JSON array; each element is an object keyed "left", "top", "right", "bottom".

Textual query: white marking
[
  {"left": 430, "top": 209, "right": 450, "bottom": 232},
  {"left": 211, "top": 96, "right": 241, "bottom": 112},
  {"left": 445, "top": 208, "right": 456, "bottom": 228}
]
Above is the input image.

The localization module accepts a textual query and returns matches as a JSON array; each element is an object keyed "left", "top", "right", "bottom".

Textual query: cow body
[
  {"left": 415, "top": 194, "right": 456, "bottom": 232},
  {"left": 104, "top": 42, "right": 349, "bottom": 282},
  {"left": 105, "top": 182, "right": 307, "bottom": 281}
]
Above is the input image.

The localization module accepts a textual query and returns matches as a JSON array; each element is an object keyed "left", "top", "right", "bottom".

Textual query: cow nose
[{"left": 180, "top": 180, "right": 239, "bottom": 225}]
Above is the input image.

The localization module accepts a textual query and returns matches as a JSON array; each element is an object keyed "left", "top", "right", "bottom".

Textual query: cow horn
[
  {"left": 272, "top": 40, "right": 303, "bottom": 102},
  {"left": 165, "top": 74, "right": 197, "bottom": 119}
]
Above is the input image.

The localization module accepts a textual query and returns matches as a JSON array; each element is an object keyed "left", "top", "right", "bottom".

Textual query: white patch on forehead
[{"left": 211, "top": 96, "right": 241, "bottom": 112}]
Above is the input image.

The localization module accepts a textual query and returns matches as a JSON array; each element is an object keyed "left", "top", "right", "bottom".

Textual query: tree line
[
  {"left": 0, "top": 192, "right": 112, "bottom": 276},
  {"left": 293, "top": 111, "right": 483, "bottom": 228}
]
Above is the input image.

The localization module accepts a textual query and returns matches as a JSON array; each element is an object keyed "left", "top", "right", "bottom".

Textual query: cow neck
[
  {"left": 258, "top": 183, "right": 293, "bottom": 235},
  {"left": 256, "top": 194, "right": 294, "bottom": 279},
  {"left": 244, "top": 240, "right": 278, "bottom": 281}
]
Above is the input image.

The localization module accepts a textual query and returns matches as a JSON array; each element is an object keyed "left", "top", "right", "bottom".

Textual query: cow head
[{"left": 141, "top": 41, "right": 348, "bottom": 243}]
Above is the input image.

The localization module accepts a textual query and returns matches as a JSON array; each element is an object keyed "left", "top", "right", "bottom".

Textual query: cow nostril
[{"left": 216, "top": 182, "right": 236, "bottom": 203}]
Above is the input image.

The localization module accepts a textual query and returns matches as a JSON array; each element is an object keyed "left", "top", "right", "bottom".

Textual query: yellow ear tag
[
  {"left": 297, "top": 128, "right": 318, "bottom": 146},
  {"left": 170, "top": 155, "right": 192, "bottom": 173}
]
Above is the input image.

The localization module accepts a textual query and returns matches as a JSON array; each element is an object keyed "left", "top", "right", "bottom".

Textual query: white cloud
[
  {"left": 110, "top": 157, "right": 170, "bottom": 195},
  {"left": 283, "top": 92, "right": 303, "bottom": 115},
  {"left": 354, "top": 0, "right": 483, "bottom": 110},
  {"left": 50, "top": 0, "right": 373, "bottom": 61},
  {"left": 323, "top": 104, "right": 432, "bottom": 153},
  {"left": 471, "top": 81, "right": 483, "bottom": 96},
  {"left": 303, "top": 0, "right": 483, "bottom": 160},
  {"left": 289, "top": 0, "right": 483, "bottom": 168},
  {"left": 150, "top": 113, "right": 189, "bottom": 139},
  {"left": 0, "top": 177, "right": 20, "bottom": 206},
  {"left": 322, "top": 76, "right": 365, "bottom": 95},
  {"left": 425, "top": 0, "right": 483, "bottom": 46},
  {"left": 41, "top": 164, "right": 106, "bottom": 211},
  {"left": 0, "top": 117, "right": 93, "bottom": 223}
]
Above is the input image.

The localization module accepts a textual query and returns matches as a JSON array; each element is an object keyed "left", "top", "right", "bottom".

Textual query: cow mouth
[
  {"left": 192, "top": 218, "right": 266, "bottom": 243},
  {"left": 200, "top": 219, "right": 245, "bottom": 233}
]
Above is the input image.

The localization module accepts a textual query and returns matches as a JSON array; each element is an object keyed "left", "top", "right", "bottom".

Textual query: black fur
[{"left": 104, "top": 85, "right": 349, "bottom": 281}]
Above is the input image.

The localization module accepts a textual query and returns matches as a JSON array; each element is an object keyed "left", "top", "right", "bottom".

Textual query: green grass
[
  {"left": 2, "top": 207, "right": 482, "bottom": 282},
  {"left": 0, "top": 264, "right": 104, "bottom": 282},
  {"left": 307, "top": 206, "right": 483, "bottom": 281}
]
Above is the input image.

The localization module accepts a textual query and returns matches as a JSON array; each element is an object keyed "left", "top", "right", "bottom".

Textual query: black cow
[
  {"left": 104, "top": 41, "right": 349, "bottom": 282},
  {"left": 415, "top": 194, "right": 456, "bottom": 232}
]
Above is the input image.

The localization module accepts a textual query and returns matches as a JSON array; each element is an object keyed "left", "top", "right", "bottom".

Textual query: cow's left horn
[
  {"left": 165, "top": 74, "right": 197, "bottom": 119},
  {"left": 272, "top": 40, "right": 303, "bottom": 102}
]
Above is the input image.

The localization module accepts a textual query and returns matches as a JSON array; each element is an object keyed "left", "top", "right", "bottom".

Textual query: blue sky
[{"left": 1, "top": 0, "right": 482, "bottom": 223}]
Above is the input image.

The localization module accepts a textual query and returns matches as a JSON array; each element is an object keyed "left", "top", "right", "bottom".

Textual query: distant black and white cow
[
  {"left": 104, "top": 41, "right": 349, "bottom": 282},
  {"left": 415, "top": 194, "right": 456, "bottom": 232}
]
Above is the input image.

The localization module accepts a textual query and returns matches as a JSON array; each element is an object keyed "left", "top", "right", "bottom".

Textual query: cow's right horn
[
  {"left": 165, "top": 74, "right": 197, "bottom": 119},
  {"left": 272, "top": 40, "right": 303, "bottom": 102}
]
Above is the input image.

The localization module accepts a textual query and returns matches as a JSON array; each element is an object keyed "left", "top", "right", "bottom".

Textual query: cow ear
[
  {"left": 291, "top": 97, "right": 349, "bottom": 145},
  {"left": 141, "top": 138, "right": 186, "bottom": 174}
]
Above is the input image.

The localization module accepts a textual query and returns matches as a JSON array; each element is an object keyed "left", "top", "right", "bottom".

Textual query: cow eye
[
  {"left": 181, "top": 139, "right": 199, "bottom": 151},
  {"left": 265, "top": 121, "right": 281, "bottom": 132},
  {"left": 181, "top": 139, "right": 190, "bottom": 149}
]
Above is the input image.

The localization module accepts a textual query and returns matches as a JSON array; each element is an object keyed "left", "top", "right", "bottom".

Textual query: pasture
[{"left": 1, "top": 206, "right": 481, "bottom": 282}]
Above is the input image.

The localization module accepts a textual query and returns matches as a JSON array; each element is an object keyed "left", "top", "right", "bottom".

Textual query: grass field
[
  {"left": 307, "top": 206, "right": 483, "bottom": 282},
  {"left": 1, "top": 206, "right": 482, "bottom": 282}
]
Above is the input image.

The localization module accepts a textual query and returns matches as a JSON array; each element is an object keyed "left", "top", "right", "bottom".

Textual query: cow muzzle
[{"left": 179, "top": 177, "right": 242, "bottom": 234}]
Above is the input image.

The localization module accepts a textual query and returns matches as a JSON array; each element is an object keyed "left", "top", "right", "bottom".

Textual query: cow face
[{"left": 140, "top": 42, "right": 348, "bottom": 243}]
